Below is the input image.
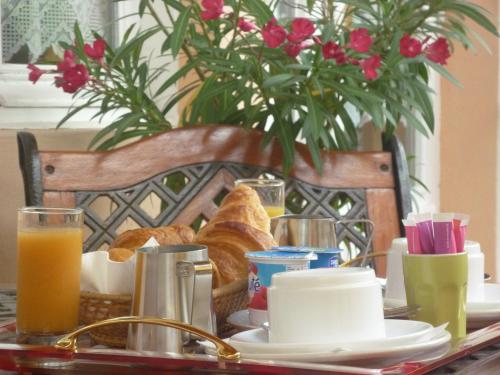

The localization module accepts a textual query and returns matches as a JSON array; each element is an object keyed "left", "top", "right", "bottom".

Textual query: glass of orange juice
[
  {"left": 235, "top": 179, "right": 285, "bottom": 218},
  {"left": 17, "top": 207, "right": 83, "bottom": 343}
]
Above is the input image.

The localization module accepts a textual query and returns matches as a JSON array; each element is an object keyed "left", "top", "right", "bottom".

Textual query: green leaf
[
  {"left": 57, "top": 100, "right": 99, "bottom": 129},
  {"left": 73, "top": 22, "right": 84, "bottom": 48},
  {"left": 95, "top": 129, "right": 158, "bottom": 151},
  {"left": 244, "top": 0, "right": 274, "bottom": 23},
  {"left": 305, "top": 89, "right": 323, "bottom": 141},
  {"left": 262, "top": 74, "right": 294, "bottom": 89},
  {"left": 104, "top": 113, "right": 145, "bottom": 150},
  {"left": 162, "top": 0, "right": 186, "bottom": 12},
  {"left": 155, "top": 59, "right": 200, "bottom": 97},
  {"left": 139, "top": 0, "right": 148, "bottom": 17},
  {"left": 110, "top": 27, "right": 160, "bottom": 67},
  {"left": 275, "top": 120, "right": 295, "bottom": 174},
  {"left": 171, "top": 6, "right": 192, "bottom": 58},
  {"left": 305, "top": 134, "right": 323, "bottom": 174},
  {"left": 426, "top": 59, "right": 463, "bottom": 88},
  {"left": 448, "top": 3, "right": 499, "bottom": 37}
]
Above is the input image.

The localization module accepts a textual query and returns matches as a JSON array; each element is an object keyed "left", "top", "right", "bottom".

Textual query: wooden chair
[{"left": 17, "top": 125, "right": 410, "bottom": 275}]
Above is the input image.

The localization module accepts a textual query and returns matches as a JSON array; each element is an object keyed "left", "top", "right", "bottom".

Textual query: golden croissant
[{"left": 196, "top": 185, "right": 275, "bottom": 287}]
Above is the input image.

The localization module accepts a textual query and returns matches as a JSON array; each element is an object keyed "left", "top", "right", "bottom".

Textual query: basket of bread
[{"left": 79, "top": 185, "right": 275, "bottom": 347}]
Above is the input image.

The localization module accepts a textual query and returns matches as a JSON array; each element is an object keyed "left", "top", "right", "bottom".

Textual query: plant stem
[{"left": 146, "top": 2, "right": 205, "bottom": 82}]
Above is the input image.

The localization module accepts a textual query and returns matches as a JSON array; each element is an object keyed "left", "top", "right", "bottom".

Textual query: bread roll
[
  {"left": 110, "top": 224, "right": 195, "bottom": 251},
  {"left": 196, "top": 185, "right": 275, "bottom": 287},
  {"left": 108, "top": 247, "right": 134, "bottom": 262}
]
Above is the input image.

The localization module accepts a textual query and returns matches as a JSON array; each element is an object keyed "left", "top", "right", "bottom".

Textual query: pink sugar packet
[
  {"left": 432, "top": 213, "right": 456, "bottom": 254},
  {"left": 403, "top": 219, "right": 422, "bottom": 254},
  {"left": 453, "top": 214, "right": 470, "bottom": 253},
  {"left": 414, "top": 213, "right": 434, "bottom": 254}
]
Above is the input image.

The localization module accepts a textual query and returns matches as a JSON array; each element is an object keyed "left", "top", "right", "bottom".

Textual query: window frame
[{"left": 0, "top": 0, "right": 139, "bottom": 129}]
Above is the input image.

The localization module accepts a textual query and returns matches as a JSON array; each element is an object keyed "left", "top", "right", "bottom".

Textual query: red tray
[{"left": 0, "top": 320, "right": 500, "bottom": 374}]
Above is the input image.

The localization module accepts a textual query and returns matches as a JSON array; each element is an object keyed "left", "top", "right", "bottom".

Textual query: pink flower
[
  {"left": 425, "top": 37, "right": 450, "bottom": 65},
  {"left": 284, "top": 40, "right": 313, "bottom": 58},
  {"left": 349, "top": 28, "right": 373, "bottom": 53},
  {"left": 287, "top": 18, "right": 315, "bottom": 43},
  {"left": 57, "top": 50, "right": 76, "bottom": 72},
  {"left": 284, "top": 43, "right": 302, "bottom": 58},
  {"left": 55, "top": 64, "right": 89, "bottom": 93},
  {"left": 83, "top": 38, "right": 106, "bottom": 60},
  {"left": 262, "top": 19, "right": 287, "bottom": 48},
  {"left": 360, "top": 55, "right": 381, "bottom": 80},
  {"left": 201, "top": 0, "right": 224, "bottom": 20},
  {"left": 322, "top": 41, "right": 347, "bottom": 65},
  {"left": 399, "top": 34, "right": 422, "bottom": 58},
  {"left": 237, "top": 17, "right": 256, "bottom": 32},
  {"left": 27, "top": 64, "right": 44, "bottom": 84}
]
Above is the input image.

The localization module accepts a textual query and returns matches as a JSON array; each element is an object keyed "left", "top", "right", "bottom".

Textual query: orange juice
[
  {"left": 264, "top": 206, "right": 285, "bottom": 218},
  {"left": 17, "top": 227, "right": 83, "bottom": 334}
]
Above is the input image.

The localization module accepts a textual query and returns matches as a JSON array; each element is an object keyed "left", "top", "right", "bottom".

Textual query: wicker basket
[
  {"left": 79, "top": 291, "right": 132, "bottom": 347},
  {"left": 79, "top": 279, "right": 248, "bottom": 347}
]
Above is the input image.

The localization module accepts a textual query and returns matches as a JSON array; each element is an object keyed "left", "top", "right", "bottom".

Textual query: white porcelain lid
[{"left": 270, "top": 267, "right": 376, "bottom": 289}]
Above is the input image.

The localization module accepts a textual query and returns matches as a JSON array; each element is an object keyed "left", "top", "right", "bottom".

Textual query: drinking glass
[
  {"left": 17, "top": 207, "right": 83, "bottom": 343},
  {"left": 235, "top": 179, "right": 285, "bottom": 218},
  {"left": 403, "top": 252, "right": 468, "bottom": 340}
]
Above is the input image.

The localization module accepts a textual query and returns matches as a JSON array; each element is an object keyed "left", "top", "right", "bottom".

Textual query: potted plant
[{"left": 28, "top": 0, "right": 498, "bottom": 173}]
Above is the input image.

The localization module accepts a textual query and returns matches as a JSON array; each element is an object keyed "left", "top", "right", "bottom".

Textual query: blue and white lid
[
  {"left": 246, "top": 251, "right": 317, "bottom": 261},
  {"left": 272, "top": 246, "right": 341, "bottom": 254}
]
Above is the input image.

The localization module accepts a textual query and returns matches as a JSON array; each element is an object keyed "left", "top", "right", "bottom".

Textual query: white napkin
[{"left": 80, "top": 237, "right": 160, "bottom": 294}]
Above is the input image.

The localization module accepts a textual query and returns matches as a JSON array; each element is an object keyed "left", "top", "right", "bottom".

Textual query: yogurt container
[
  {"left": 272, "top": 246, "right": 341, "bottom": 269},
  {"left": 245, "top": 251, "right": 317, "bottom": 325}
]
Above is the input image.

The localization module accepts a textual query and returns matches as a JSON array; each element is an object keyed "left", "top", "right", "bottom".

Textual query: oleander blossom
[
  {"left": 287, "top": 18, "right": 315, "bottom": 43},
  {"left": 425, "top": 37, "right": 451, "bottom": 65},
  {"left": 55, "top": 63, "right": 90, "bottom": 94},
  {"left": 27, "top": 64, "right": 44, "bottom": 83},
  {"left": 284, "top": 40, "right": 314, "bottom": 58},
  {"left": 83, "top": 38, "right": 106, "bottom": 60},
  {"left": 237, "top": 17, "right": 256, "bottom": 32},
  {"left": 201, "top": 0, "right": 224, "bottom": 20},
  {"left": 399, "top": 34, "right": 422, "bottom": 58},
  {"left": 360, "top": 55, "right": 381, "bottom": 80},
  {"left": 262, "top": 19, "right": 287, "bottom": 48},
  {"left": 349, "top": 28, "right": 373, "bottom": 53},
  {"left": 57, "top": 50, "right": 76, "bottom": 72},
  {"left": 322, "top": 41, "right": 347, "bottom": 64}
]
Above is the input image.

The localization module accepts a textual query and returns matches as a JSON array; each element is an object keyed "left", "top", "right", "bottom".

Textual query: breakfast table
[{"left": 1, "top": 285, "right": 500, "bottom": 374}]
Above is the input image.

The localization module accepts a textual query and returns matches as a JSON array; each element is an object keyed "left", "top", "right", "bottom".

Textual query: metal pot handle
[
  {"left": 54, "top": 316, "right": 240, "bottom": 361},
  {"left": 177, "top": 261, "right": 217, "bottom": 339}
]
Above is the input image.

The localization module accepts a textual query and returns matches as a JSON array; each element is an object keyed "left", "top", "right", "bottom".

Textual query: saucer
[
  {"left": 227, "top": 310, "right": 258, "bottom": 331},
  {"left": 385, "top": 283, "right": 500, "bottom": 329},
  {"left": 201, "top": 323, "right": 451, "bottom": 363},
  {"left": 227, "top": 319, "right": 435, "bottom": 354}
]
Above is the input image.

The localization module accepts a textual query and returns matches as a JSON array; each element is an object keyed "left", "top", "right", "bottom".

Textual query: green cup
[{"left": 403, "top": 252, "right": 468, "bottom": 340}]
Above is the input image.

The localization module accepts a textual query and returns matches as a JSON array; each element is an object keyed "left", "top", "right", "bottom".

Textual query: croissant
[
  {"left": 196, "top": 185, "right": 275, "bottom": 287},
  {"left": 110, "top": 224, "right": 195, "bottom": 251}
]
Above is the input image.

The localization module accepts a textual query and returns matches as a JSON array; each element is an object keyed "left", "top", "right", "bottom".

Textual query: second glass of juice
[
  {"left": 16, "top": 207, "right": 83, "bottom": 343},
  {"left": 235, "top": 179, "right": 285, "bottom": 218}
]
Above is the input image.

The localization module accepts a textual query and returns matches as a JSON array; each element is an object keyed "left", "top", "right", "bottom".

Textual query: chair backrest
[{"left": 17, "top": 125, "right": 410, "bottom": 275}]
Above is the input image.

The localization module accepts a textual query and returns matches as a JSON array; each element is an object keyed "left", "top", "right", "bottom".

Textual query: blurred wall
[
  {"left": 0, "top": 129, "right": 97, "bottom": 284},
  {"left": 440, "top": 0, "right": 499, "bottom": 279}
]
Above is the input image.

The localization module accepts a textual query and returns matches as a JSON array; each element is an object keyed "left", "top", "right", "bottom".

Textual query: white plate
[
  {"left": 201, "top": 326, "right": 451, "bottom": 363},
  {"left": 385, "top": 283, "right": 500, "bottom": 329},
  {"left": 227, "top": 320, "right": 434, "bottom": 354},
  {"left": 227, "top": 310, "right": 258, "bottom": 330}
]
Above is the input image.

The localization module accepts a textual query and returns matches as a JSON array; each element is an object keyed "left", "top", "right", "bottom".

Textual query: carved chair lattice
[
  {"left": 75, "top": 162, "right": 371, "bottom": 262},
  {"left": 17, "top": 125, "right": 411, "bottom": 275}
]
